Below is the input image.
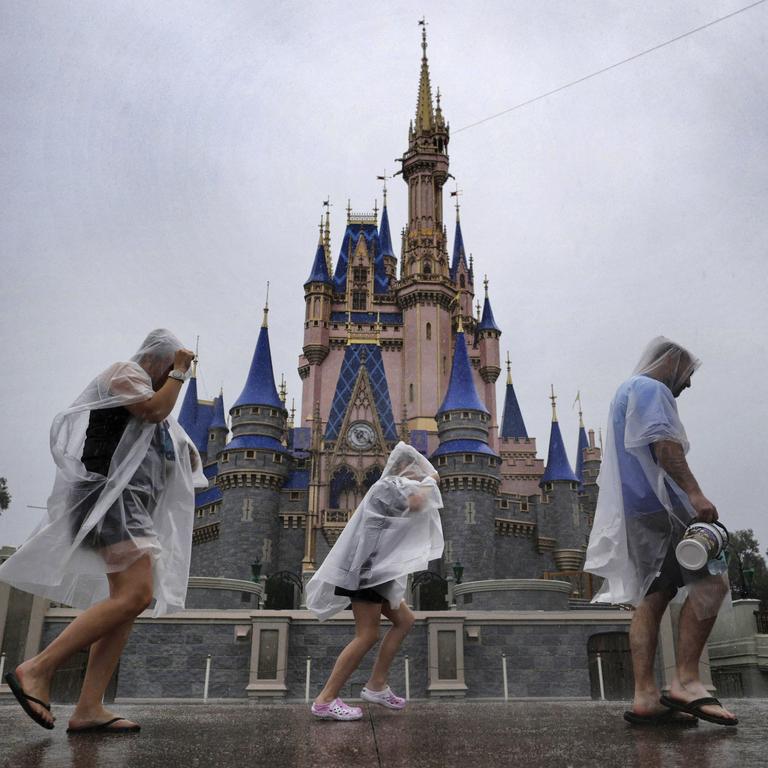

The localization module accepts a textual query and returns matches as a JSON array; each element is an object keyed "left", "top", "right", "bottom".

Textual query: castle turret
[
  {"left": 574, "top": 394, "right": 589, "bottom": 491},
  {"left": 303, "top": 221, "right": 333, "bottom": 367},
  {"left": 397, "top": 27, "right": 455, "bottom": 440},
  {"left": 538, "top": 388, "right": 583, "bottom": 573},
  {"left": 217, "top": 302, "right": 289, "bottom": 583},
  {"left": 476, "top": 276, "right": 501, "bottom": 450},
  {"left": 207, "top": 391, "right": 229, "bottom": 460},
  {"left": 432, "top": 323, "right": 500, "bottom": 582},
  {"left": 379, "top": 189, "right": 397, "bottom": 281}
]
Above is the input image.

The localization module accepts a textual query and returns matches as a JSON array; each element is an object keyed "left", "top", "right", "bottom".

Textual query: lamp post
[
  {"left": 452, "top": 561, "right": 464, "bottom": 586},
  {"left": 250, "top": 559, "right": 262, "bottom": 583}
]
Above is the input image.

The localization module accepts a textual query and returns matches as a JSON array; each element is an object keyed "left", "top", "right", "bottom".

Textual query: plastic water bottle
[{"left": 707, "top": 550, "right": 728, "bottom": 576}]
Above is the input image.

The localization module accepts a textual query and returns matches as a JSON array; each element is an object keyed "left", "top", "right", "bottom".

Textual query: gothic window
[
  {"left": 409, "top": 383, "right": 414, "bottom": 403},
  {"left": 459, "top": 274, "right": 465, "bottom": 288},
  {"left": 426, "top": 322, "right": 432, "bottom": 340},
  {"left": 329, "top": 466, "right": 357, "bottom": 509},
  {"left": 352, "top": 291, "right": 367, "bottom": 310},
  {"left": 313, "top": 296, "right": 320, "bottom": 317},
  {"left": 362, "top": 466, "right": 382, "bottom": 491},
  {"left": 352, "top": 267, "right": 368, "bottom": 283}
]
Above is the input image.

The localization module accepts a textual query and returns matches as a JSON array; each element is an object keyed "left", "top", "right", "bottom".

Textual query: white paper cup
[{"left": 675, "top": 538, "right": 709, "bottom": 570}]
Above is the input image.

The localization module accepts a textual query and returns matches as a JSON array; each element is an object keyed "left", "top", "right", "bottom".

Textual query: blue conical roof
[
  {"left": 178, "top": 376, "right": 198, "bottom": 435},
  {"left": 450, "top": 219, "right": 468, "bottom": 280},
  {"left": 437, "top": 332, "right": 489, "bottom": 415},
  {"left": 379, "top": 204, "right": 394, "bottom": 258},
  {"left": 210, "top": 393, "right": 228, "bottom": 430},
  {"left": 477, "top": 294, "right": 501, "bottom": 333},
  {"left": 540, "top": 419, "right": 579, "bottom": 485},
  {"left": 500, "top": 380, "right": 528, "bottom": 439},
  {"left": 575, "top": 424, "right": 589, "bottom": 489},
  {"left": 304, "top": 240, "right": 331, "bottom": 286},
  {"left": 233, "top": 326, "right": 284, "bottom": 410}
]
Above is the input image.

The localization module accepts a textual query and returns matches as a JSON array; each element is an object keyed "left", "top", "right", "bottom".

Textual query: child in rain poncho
[
  {"left": 306, "top": 442, "right": 444, "bottom": 721},
  {"left": 1, "top": 329, "right": 206, "bottom": 734}
]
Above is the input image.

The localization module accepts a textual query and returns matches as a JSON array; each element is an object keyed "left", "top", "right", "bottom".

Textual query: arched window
[
  {"left": 409, "top": 383, "right": 414, "bottom": 403},
  {"left": 426, "top": 322, "right": 432, "bottom": 340},
  {"left": 329, "top": 466, "right": 357, "bottom": 509},
  {"left": 362, "top": 466, "right": 382, "bottom": 491},
  {"left": 423, "top": 259, "right": 432, "bottom": 275},
  {"left": 459, "top": 274, "right": 465, "bottom": 288}
]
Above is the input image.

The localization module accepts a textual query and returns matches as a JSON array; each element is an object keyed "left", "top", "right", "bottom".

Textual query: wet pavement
[{"left": 0, "top": 699, "right": 765, "bottom": 768}]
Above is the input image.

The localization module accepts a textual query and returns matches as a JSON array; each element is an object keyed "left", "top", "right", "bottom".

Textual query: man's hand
[
  {"left": 174, "top": 349, "right": 195, "bottom": 372},
  {"left": 688, "top": 491, "right": 718, "bottom": 523}
]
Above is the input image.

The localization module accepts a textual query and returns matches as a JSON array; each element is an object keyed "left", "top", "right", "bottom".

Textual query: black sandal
[
  {"left": 4, "top": 672, "right": 54, "bottom": 730},
  {"left": 67, "top": 717, "right": 141, "bottom": 735},
  {"left": 660, "top": 694, "right": 739, "bottom": 726},
  {"left": 623, "top": 708, "right": 697, "bottom": 726}
]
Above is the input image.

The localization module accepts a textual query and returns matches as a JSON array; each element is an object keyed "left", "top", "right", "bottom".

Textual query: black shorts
[
  {"left": 644, "top": 516, "right": 708, "bottom": 599},
  {"left": 334, "top": 586, "right": 385, "bottom": 604}
]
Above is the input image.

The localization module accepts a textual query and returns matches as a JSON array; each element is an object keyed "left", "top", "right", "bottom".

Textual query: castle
[{"left": 179, "top": 27, "right": 603, "bottom": 612}]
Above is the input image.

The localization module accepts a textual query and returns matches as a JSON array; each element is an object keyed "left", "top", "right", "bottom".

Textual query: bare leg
[
  {"left": 668, "top": 583, "right": 736, "bottom": 722},
  {"left": 314, "top": 602, "right": 381, "bottom": 704},
  {"left": 14, "top": 554, "right": 153, "bottom": 727},
  {"left": 629, "top": 589, "right": 671, "bottom": 715},
  {"left": 367, "top": 601, "right": 415, "bottom": 691},
  {"left": 68, "top": 618, "right": 136, "bottom": 728}
]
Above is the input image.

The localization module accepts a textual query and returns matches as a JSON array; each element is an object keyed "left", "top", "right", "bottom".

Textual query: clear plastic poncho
[
  {"left": 585, "top": 337, "right": 729, "bottom": 619},
  {"left": 306, "top": 442, "right": 444, "bottom": 621},
  {"left": 0, "top": 329, "right": 207, "bottom": 616}
]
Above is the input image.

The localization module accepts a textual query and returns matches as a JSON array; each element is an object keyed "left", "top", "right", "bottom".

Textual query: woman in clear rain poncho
[
  {"left": 306, "top": 442, "right": 444, "bottom": 721},
  {"left": 585, "top": 336, "right": 736, "bottom": 726},
  {"left": 0, "top": 329, "right": 206, "bottom": 733}
]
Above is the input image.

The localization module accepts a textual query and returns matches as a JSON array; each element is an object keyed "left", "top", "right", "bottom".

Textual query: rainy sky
[{"left": 1, "top": 1, "right": 767, "bottom": 553}]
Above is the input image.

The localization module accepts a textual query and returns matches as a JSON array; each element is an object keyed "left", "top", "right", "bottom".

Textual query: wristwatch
[{"left": 168, "top": 369, "right": 187, "bottom": 383}]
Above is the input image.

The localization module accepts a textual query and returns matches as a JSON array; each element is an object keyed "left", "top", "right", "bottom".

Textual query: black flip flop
[
  {"left": 660, "top": 694, "right": 739, "bottom": 727},
  {"left": 66, "top": 717, "right": 141, "bottom": 735},
  {"left": 4, "top": 672, "right": 54, "bottom": 730},
  {"left": 623, "top": 708, "right": 697, "bottom": 726}
]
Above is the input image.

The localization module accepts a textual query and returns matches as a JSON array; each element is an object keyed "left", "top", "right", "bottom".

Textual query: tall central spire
[{"left": 415, "top": 23, "right": 434, "bottom": 136}]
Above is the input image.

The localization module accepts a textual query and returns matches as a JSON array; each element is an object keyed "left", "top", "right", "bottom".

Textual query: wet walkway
[{"left": 0, "top": 699, "right": 765, "bottom": 768}]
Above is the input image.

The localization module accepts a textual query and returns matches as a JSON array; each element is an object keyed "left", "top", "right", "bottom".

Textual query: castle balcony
[{"left": 321, "top": 508, "right": 351, "bottom": 545}]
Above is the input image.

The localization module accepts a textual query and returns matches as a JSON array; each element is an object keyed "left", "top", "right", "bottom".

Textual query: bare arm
[
  {"left": 654, "top": 439, "right": 717, "bottom": 522},
  {"left": 119, "top": 349, "right": 195, "bottom": 424}
]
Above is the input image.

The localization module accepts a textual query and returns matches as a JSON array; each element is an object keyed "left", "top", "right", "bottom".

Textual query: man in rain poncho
[{"left": 585, "top": 337, "right": 736, "bottom": 726}]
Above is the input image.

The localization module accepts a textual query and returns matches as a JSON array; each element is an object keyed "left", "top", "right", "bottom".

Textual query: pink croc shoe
[
  {"left": 360, "top": 685, "right": 406, "bottom": 710},
  {"left": 311, "top": 698, "right": 364, "bottom": 721}
]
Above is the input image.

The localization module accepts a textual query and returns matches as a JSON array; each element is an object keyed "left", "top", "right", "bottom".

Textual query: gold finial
[
  {"left": 484, "top": 274, "right": 489, "bottom": 298},
  {"left": 262, "top": 281, "right": 270, "bottom": 328},
  {"left": 469, "top": 253, "right": 474, "bottom": 274},
  {"left": 373, "top": 198, "right": 379, "bottom": 220},
  {"left": 192, "top": 335, "right": 199, "bottom": 378},
  {"left": 457, "top": 312, "right": 464, "bottom": 334},
  {"left": 279, "top": 373, "right": 287, "bottom": 404},
  {"left": 550, "top": 384, "right": 558, "bottom": 422},
  {"left": 475, "top": 299, "right": 481, "bottom": 320},
  {"left": 289, "top": 398, "right": 295, "bottom": 429},
  {"left": 419, "top": 17, "right": 428, "bottom": 54},
  {"left": 506, "top": 351, "right": 512, "bottom": 385},
  {"left": 318, "top": 215, "right": 324, "bottom": 245}
]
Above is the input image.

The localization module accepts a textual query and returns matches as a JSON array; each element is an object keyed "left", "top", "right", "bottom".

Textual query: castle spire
[
  {"left": 574, "top": 392, "right": 589, "bottom": 489},
  {"left": 500, "top": 351, "right": 528, "bottom": 439},
  {"left": 233, "top": 307, "right": 283, "bottom": 411},
  {"left": 540, "top": 386, "right": 579, "bottom": 485},
  {"left": 450, "top": 215, "right": 468, "bottom": 280},
  {"left": 477, "top": 275, "right": 501, "bottom": 333},
  {"left": 262, "top": 282, "right": 270, "bottom": 329},
  {"left": 415, "top": 19, "right": 434, "bottom": 136},
  {"left": 210, "top": 389, "right": 227, "bottom": 431},
  {"left": 305, "top": 221, "right": 332, "bottom": 286},
  {"left": 437, "top": 331, "right": 488, "bottom": 415}
]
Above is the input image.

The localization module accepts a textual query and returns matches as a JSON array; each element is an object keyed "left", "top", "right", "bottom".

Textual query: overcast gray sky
[{"left": 1, "top": 1, "right": 767, "bottom": 554}]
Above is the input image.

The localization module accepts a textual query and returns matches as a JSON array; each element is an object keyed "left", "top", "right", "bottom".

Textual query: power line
[{"left": 454, "top": 0, "right": 766, "bottom": 134}]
